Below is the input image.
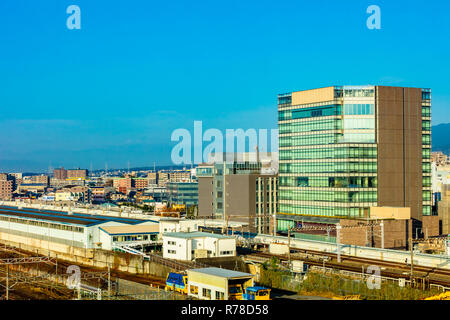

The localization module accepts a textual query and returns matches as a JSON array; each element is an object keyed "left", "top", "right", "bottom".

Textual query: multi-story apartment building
[
  {"left": 169, "top": 170, "right": 192, "bottom": 182},
  {"left": 133, "top": 178, "right": 149, "bottom": 190},
  {"left": 67, "top": 169, "right": 88, "bottom": 179},
  {"left": 157, "top": 171, "right": 170, "bottom": 187},
  {"left": 0, "top": 173, "right": 13, "bottom": 200},
  {"left": 147, "top": 172, "right": 158, "bottom": 185},
  {"left": 277, "top": 85, "right": 435, "bottom": 242},
  {"left": 197, "top": 153, "right": 278, "bottom": 234},
  {"left": 31, "top": 174, "right": 50, "bottom": 186},
  {"left": 54, "top": 168, "right": 68, "bottom": 180}
]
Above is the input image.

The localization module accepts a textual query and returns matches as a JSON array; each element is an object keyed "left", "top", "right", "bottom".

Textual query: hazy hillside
[{"left": 432, "top": 123, "right": 450, "bottom": 154}]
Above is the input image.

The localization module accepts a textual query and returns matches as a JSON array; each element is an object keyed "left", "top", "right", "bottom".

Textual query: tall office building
[{"left": 277, "top": 85, "right": 435, "bottom": 240}]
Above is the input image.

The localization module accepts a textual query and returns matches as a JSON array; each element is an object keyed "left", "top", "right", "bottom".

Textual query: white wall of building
[{"left": 162, "top": 234, "right": 236, "bottom": 261}]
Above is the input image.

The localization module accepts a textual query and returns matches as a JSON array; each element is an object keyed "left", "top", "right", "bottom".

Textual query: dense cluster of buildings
[{"left": 2, "top": 85, "right": 450, "bottom": 251}]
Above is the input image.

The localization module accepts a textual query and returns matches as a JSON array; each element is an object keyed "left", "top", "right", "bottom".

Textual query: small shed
[{"left": 187, "top": 267, "right": 254, "bottom": 300}]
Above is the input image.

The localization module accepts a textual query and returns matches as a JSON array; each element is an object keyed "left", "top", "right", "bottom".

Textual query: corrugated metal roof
[
  {"left": 0, "top": 206, "right": 159, "bottom": 227},
  {"left": 188, "top": 267, "right": 253, "bottom": 279}
]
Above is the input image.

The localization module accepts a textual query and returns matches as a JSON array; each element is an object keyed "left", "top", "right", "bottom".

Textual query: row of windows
[
  {"left": 279, "top": 119, "right": 341, "bottom": 134},
  {"left": 343, "top": 118, "right": 375, "bottom": 130},
  {"left": 422, "top": 106, "right": 431, "bottom": 117},
  {"left": 280, "top": 176, "right": 377, "bottom": 188},
  {"left": 343, "top": 104, "right": 375, "bottom": 116},
  {"left": 279, "top": 205, "right": 366, "bottom": 218},
  {"left": 423, "top": 191, "right": 431, "bottom": 201},
  {"left": 280, "top": 190, "right": 377, "bottom": 203},
  {"left": 344, "top": 88, "right": 374, "bottom": 97},
  {"left": 423, "top": 162, "right": 431, "bottom": 173},
  {"left": 422, "top": 120, "right": 431, "bottom": 131},
  {"left": 280, "top": 147, "right": 377, "bottom": 161},
  {"left": 340, "top": 132, "right": 376, "bottom": 143},
  {"left": 0, "top": 215, "right": 84, "bottom": 233},
  {"left": 422, "top": 134, "right": 431, "bottom": 145},
  {"left": 280, "top": 134, "right": 339, "bottom": 147},
  {"left": 279, "top": 105, "right": 342, "bottom": 121},
  {"left": 280, "top": 162, "right": 377, "bottom": 174},
  {"left": 423, "top": 148, "right": 431, "bottom": 159},
  {"left": 113, "top": 234, "right": 155, "bottom": 242}
]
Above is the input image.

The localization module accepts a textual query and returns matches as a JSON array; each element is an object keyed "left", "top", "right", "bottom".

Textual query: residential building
[
  {"left": 67, "top": 169, "right": 88, "bottom": 179},
  {"left": 0, "top": 174, "right": 13, "bottom": 200},
  {"left": 277, "top": 85, "right": 435, "bottom": 245},
  {"left": 31, "top": 174, "right": 50, "bottom": 186},
  {"left": 54, "top": 168, "right": 68, "bottom": 180}
]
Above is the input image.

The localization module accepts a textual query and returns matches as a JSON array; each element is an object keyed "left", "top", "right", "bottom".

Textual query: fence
[{"left": 114, "top": 278, "right": 191, "bottom": 300}]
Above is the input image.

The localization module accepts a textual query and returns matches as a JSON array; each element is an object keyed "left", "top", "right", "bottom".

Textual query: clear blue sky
[{"left": 0, "top": 0, "right": 449, "bottom": 172}]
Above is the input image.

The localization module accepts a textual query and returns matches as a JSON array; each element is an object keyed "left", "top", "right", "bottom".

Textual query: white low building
[
  {"left": 162, "top": 232, "right": 236, "bottom": 261},
  {"left": 159, "top": 218, "right": 199, "bottom": 234}
]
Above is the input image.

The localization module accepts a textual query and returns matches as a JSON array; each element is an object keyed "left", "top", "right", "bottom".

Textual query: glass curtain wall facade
[
  {"left": 279, "top": 86, "right": 377, "bottom": 221},
  {"left": 422, "top": 89, "right": 432, "bottom": 216},
  {"left": 278, "top": 85, "right": 432, "bottom": 231}
]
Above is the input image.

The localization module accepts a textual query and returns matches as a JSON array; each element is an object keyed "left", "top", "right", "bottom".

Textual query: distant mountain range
[{"left": 433, "top": 123, "right": 450, "bottom": 154}]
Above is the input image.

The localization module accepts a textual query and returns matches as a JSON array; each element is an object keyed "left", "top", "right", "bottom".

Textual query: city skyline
[{"left": 1, "top": 0, "right": 450, "bottom": 172}]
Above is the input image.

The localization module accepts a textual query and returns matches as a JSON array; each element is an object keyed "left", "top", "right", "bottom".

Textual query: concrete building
[
  {"left": 157, "top": 171, "right": 170, "bottom": 187},
  {"left": 17, "top": 183, "right": 47, "bottom": 194},
  {"left": 0, "top": 174, "right": 14, "bottom": 200},
  {"left": 54, "top": 168, "right": 68, "bottom": 180},
  {"left": 277, "top": 85, "right": 436, "bottom": 244},
  {"left": 31, "top": 175, "right": 50, "bottom": 186},
  {"left": 187, "top": 267, "right": 254, "bottom": 300},
  {"left": 197, "top": 152, "right": 278, "bottom": 234},
  {"left": 162, "top": 232, "right": 236, "bottom": 261},
  {"left": 159, "top": 218, "right": 199, "bottom": 233},
  {"left": 67, "top": 169, "right": 88, "bottom": 179},
  {"left": 0, "top": 205, "right": 159, "bottom": 250}
]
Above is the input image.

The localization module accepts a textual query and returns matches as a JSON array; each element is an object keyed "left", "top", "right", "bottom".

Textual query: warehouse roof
[
  {"left": 188, "top": 267, "right": 253, "bottom": 279},
  {"left": 0, "top": 206, "right": 158, "bottom": 227},
  {"left": 163, "top": 231, "right": 232, "bottom": 239}
]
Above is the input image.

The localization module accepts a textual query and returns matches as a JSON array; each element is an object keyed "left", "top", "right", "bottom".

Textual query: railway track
[
  {"left": 0, "top": 243, "right": 167, "bottom": 293},
  {"left": 247, "top": 250, "right": 450, "bottom": 287}
]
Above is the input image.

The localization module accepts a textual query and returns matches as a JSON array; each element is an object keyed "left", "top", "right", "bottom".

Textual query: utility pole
[
  {"left": 6, "top": 264, "right": 9, "bottom": 300},
  {"left": 287, "top": 227, "right": 291, "bottom": 269},
  {"left": 410, "top": 237, "right": 414, "bottom": 286},
  {"left": 336, "top": 224, "right": 342, "bottom": 263},
  {"left": 108, "top": 264, "right": 111, "bottom": 299}
]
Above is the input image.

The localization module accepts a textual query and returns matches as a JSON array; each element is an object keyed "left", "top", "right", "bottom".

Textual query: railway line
[
  {"left": 0, "top": 242, "right": 168, "bottom": 299},
  {"left": 246, "top": 249, "right": 450, "bottom": 288}
]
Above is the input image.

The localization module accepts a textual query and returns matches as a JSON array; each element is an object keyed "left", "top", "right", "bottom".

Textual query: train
[{"left": 165, "top": 272, "right": 271, "bottom": 300}]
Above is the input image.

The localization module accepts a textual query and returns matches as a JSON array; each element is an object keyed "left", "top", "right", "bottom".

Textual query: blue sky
[{"left": 0, "top": 0, "right": 449, "bottom": 172}]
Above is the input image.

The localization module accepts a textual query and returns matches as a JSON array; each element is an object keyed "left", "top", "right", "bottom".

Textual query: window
[
  {"left": 216, "top": 291, "right": 224, "bottom": 300},
  {"left": 202, "top": 288, "right": 211, "bottom": 298},
  {"left": 167, "top": 249, "right": 176, "bottom": 254},
  {"left": 190, "top": 285, "right": 198, "bottom": 295}
]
